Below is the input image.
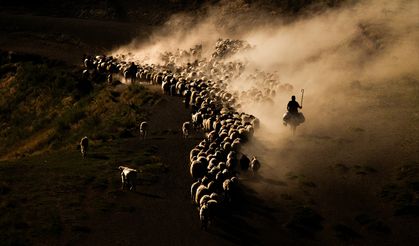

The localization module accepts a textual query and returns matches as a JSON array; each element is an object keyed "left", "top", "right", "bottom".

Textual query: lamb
[
  {"left": 139, "top": 121, "right": 149, "bottom": 140},
  {"left": 119, "top": 166, "right": 138, "bottom": 191},
  {"left": 182, "top": 121, "right": 192, "bottom": 138},
  {"left": 80, "top": 136, "right": 89, "bottom": 158}
]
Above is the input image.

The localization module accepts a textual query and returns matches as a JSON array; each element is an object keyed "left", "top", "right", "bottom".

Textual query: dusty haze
[{"left": 112, "top": 0, "right": 419, "bottom": 210}]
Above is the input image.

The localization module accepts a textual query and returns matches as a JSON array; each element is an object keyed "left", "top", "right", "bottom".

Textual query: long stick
[{"left": 300, "top": 89, "right": 304, "bottom": 107}]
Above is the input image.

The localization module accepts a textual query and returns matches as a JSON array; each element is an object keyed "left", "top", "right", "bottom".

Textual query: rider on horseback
[
  {"left": 287, "top": 95, "right": 302, "bottom": 115},
  {"left": 283, "top": 95, "right": 304, "bottom": 126}
]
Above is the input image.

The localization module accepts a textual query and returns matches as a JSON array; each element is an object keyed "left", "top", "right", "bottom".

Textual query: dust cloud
[{"left": 112, "top": 0, "right": 419, "bottom": 190}]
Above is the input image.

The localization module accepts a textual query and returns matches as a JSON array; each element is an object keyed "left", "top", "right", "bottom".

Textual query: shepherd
[
  {"left": 286, "top": 95, "right": 302, "bottom": 116},
  {"left": 283, "top": 89, "right": 305, "bottom": 135}
]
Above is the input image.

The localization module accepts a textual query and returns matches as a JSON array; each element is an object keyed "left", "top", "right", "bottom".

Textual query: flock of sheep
[{"left": 80, "top": 39, "right": 292, "bottom": 229}]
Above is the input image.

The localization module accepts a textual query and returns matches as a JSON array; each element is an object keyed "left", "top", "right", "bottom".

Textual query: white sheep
[
  {"left": 182, "top": 121, "right": 192, "bottom": 138},
  {"left": 119, "top": 166, "right": 138, "bottom": 191},
  {"left": 139, "top": 121, "right": 149, "bottom": 140},
  {"left": 80, "top": 136, "right": 89, "bottom": 158}
]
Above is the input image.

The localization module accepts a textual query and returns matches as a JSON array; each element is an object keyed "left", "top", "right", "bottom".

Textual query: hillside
[{"left": 0, "top": 54, "right": 160, "bottom": 159}]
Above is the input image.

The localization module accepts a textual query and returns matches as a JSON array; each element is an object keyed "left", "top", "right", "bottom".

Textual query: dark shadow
[
  {"left": 89, "top": 153, "right": 110, "bottom": 160},
  {"left": 150, "top": 137, "right": 166, "bottom": 140},
  {"left": 210, "top": 219, "right": 262, "bottom": 246},
  {"left": 206, "top": 183, "right": 280, "bottom": 245},
  {"left": 134, "top": 191, "right": 163, "bottom": 199}
]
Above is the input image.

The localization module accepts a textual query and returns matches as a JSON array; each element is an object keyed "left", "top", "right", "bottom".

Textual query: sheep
[
  {"left": 206, "top": 130, "right": 217, "bottom": 143},
  {"left": 231, "top": 139, "right": 241, "bottom": 152},
  {"left": 80, "top": 136, "right": 89, "bottom": 158},
  {"left": 183, "top": 90, "right": 191, "bottom": 108},
  {"left": 206, "top": 199, "right": 218, "bottom": 217},
  {"left": 191, "top": 180, "right": 201, "bottom": 203},
  {"left": 139, "top": 121, "right": 149, "bottom": 140},
  {"left": 223, "top": 179, "right": 232, "bottom": 203},
  {"left": 190, "top": 160, "right": 206, "bottom": 180},
  {"left": 162, "top": 81, "right": 170, "bottom": 94},
  {"left": 208, "top": 166, "right": 220, "bottom": 179},
  {"left": 250, "top": 156, "right": 261, "bottom": 175},
  {"left": 207, "top": 181, "right": 217, "bottom": 192},
  {"left": 119, "top": 166, "right": 138, "bottom": 191},
  {"left": 168, "top": 83, "right": 176, "bottom": 96},
  {"left": 84, "top": 58, "right": 93, "bottom": 69},
  {"left": 86, "top": 47, "right": 269, "bottom": 227},
  {"left": 203, "top": 117, "right": 213, "bottom": 131},
  {"left": 124, "top": 62, "right": 138, "bottom": 83},
  {"left": 239, "top": 153, "right": 250, "bottom": 171},
  {"left": 182, "top": 121, "right": 192, "bottom": 138},
  {"left": 195, "top": 185, "right": 210, "bottom": 204},
  {"left": 226, "top": 158, "right": 238, "bottom": 171},
  {"left": 200, "top": 204, "right": 210, "bottom": 230},
  {"left": 201, "top": 176, "right": 210, "bottom": 186},
  {"left": 197, "top": 156, "right": 209, "bottom": 168},
  {"left": 199, "top": 194, "right": 211, "bottom": 207},
  {"left": 218, "top": 162, "right": 227, "bottom": 171},
  {"left": 251, "top": 117, "right": 260, "bottom": 129},
  {"left": 189, "top": 148, "right": 200, "bottom": 162},
  {"left": 207, "top": 158, "right": 218, "bottom": 170},
  {"left": 191, "top": 112, "right": 203, "bottom": 129}
]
